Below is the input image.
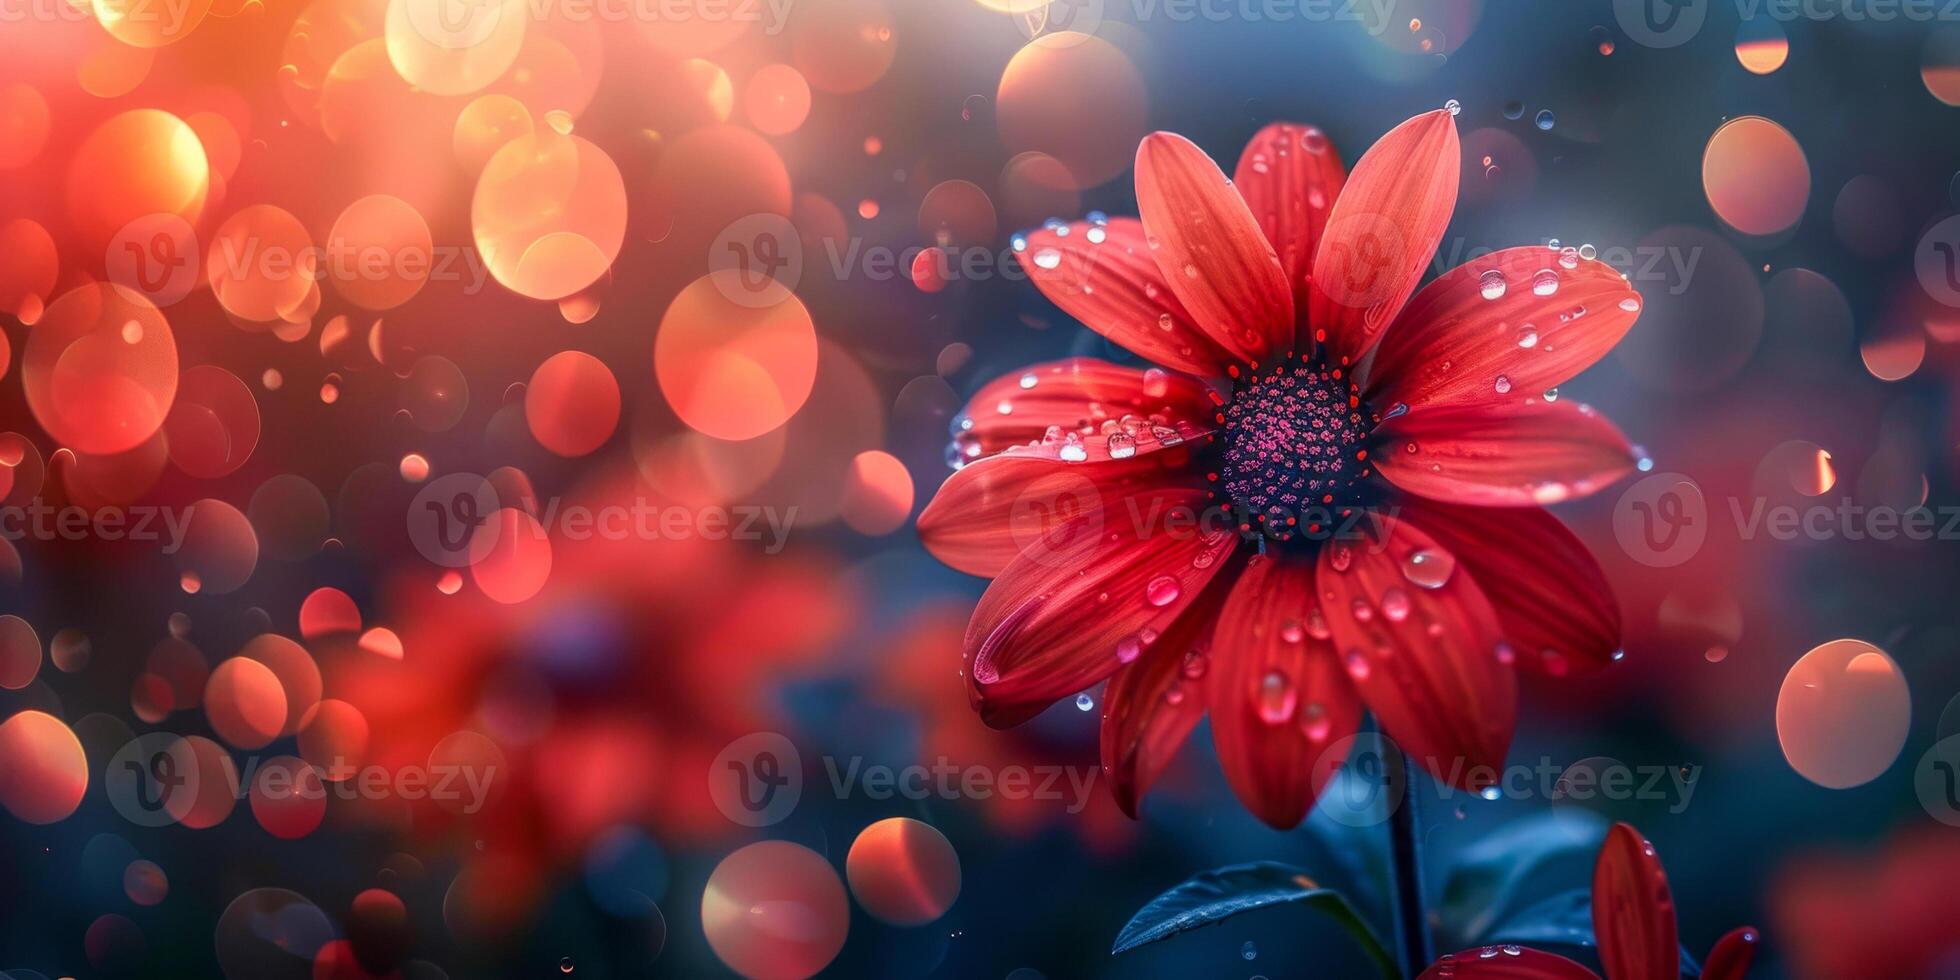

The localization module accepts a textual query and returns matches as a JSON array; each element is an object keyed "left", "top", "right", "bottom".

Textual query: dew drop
[
  {"left": 1019, "top": 372, "right": 1038, "bottom": 389},
  {"left": 1381, "top": 588, "right": 1411, "bottom": 622},
  {"left": 1534, "top": 109, "right": 1555, "bottom": 130},
  {"left": 1516, "top": 326, "right": 1538, "bottom": 349},
  {"left": 1531, "top": 269, "right": 1559, "bottom": 296},
  {"left": 1075, "top": 692, "right": 1094, "bottom": 711},
  {"left": 1493, "top": 375, "right": 1513, "bottom": 394},
  {"left": 1257, "top": 671, "right": 1296, "bottom": 724},
  {"left": 1145, "top": 575, "right": 1181, "bottom": 607},
  {"left": 1402, "top": 549, "right": 1456, "bottom": 589},
  {"left": 1478, "top": 269, "right": 1507, "bottom": 300}
]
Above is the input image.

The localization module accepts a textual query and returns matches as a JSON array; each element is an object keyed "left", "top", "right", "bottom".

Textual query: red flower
[
  {"left": 1422, "top": 823, "right": 1759, "bottom": 979},
  {"left": 918, "top": 111, "right": 1644, "bottom": 828}
]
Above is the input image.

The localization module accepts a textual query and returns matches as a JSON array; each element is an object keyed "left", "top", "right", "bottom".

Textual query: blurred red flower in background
[
  {"left": 1772, "top": 826, "right": 1960, "bottom": 979},
  {"left": 328, "top": 468, "right": 856, "bottom": 919},
  {"left": 919, "top": 110, "right": 1646, "bottom": 828}
]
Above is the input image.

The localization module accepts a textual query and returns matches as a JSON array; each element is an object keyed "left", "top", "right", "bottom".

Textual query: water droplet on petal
[
  {"left": 1402, "top": 549, "right": 1456, "bottom": 589},
  {"left": 1257, "top": 671, "right": 1296, "bottom": 725},
  {"left": 1381, "top": 588, "right": 1411, "bottom": 622},
  {"left": 1145, "top": 575, "right": 1180, "bottom": 607}
]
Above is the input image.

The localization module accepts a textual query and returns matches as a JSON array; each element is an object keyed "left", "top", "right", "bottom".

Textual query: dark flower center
[{"left": 1211, "top": 358, "right": 1379, "bottom": 542}]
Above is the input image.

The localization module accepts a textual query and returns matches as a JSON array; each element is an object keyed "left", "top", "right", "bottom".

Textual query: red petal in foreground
[
  {"left": 1308, "top": 109, "right": 1459, "bottom": 366},
  {"left": 1100, "top": 564, "right": 1238, "bottom": 817},
  {"left": 1592, "top": 823, "right": 1680, "bottom": 980},
  {"left": 1234, "top": 122, "right": 1346, "bottom": 313},
  {"left": 1135, "top": 131, "right": 1294, "bottom": 365},
  {"left": 917, "top": 434, "right": 1206, "bottom": 578},
  {"left": 952, "top": 357, "right": 1216, "bottom": 457},
  {"left": 1419, "top": 946, "right": 1601, "bottom": 979},
  {"left": 1398, "top": 500, "right": 1621, "bottom": 677},
  {"left": 963, "top": 488, "right": 1239, "bottom": 726},
  {"left": 1700, "top": 925, "right": 1761, "bottom": 980},
  {"left": 1373, "top": 400, "right": 1637, "bottom": 507},
  {"left": 1206, "top": 554, "right": 1362, "bottom": 829},
  {"left": 1364, "top": 246, "right": 1643, "bottom": 414},
  {"left": 1315, "top": 512, "right": 1514, "bottom": 790},
  {"left": 1014, "top": 218, "right": 1242, "bottom": 377},
  {"left": 917, "top": 421, "right": 1207, "bottom": 572}
]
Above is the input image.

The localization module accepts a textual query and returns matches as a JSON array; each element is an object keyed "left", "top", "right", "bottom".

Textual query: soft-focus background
[{"left": 1, "top": 0, "right": 1958, "bottom": 977}]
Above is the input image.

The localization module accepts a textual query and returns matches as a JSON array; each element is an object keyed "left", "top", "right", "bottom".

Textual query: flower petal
[
  {"left": 1364, "top": 247, "right": 1643, "bottom": 413},
  {"left": 1207, "top": 554, "right": 1363, "bottom": 829},
  {"left": 1373, "top": 400, "right": 1637, "bottom": 507},
  {"left": 919, "top": 431, "right": 1210, "bottom": 577},
  {"left": 1592, "top": 823, "right": 1681, "bottom": 980},
  {"left": 1418, "top": 947, "right": 1600, "bottom": 980},
  {"left": 1234, "top": 122, "right": 1347, "bottom": 313},
  {"left": 1015, "top": 218, "right": 1242, "bottom": 376},
  {"left": 1309, "top": 109, "right": 1460, "bottom": 365},
  {"left": 1135, "top": 131, "right": 1295, "bottom": 365},
  {"left": 1100, "top": 567, "right": 1236, "bottom": 817},
  {"left": 964, "top": 487, "right": 1240, "bottom": 726},
  {"left": 1316, "top": 512, "right": 1514, "bottom": 790},
  {"left": 1701, "top": 926, "right": 1761, "bottom": 980},
  {"left": 953, "top": 357, "right": 1217, "bottom": 457},
  {"left": 1397, "top": 500, "right": 1622, "bottom": 677}
]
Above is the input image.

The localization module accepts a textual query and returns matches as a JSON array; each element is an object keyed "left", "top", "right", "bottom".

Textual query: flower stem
[{"left": 1385, "top": 744, "right": 1432, "bottom": 977}]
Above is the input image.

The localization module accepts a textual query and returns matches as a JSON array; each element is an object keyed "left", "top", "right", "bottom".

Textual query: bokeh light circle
[
  {"left": 1776, "top": 638, "right": 1911, "bottom": 789},
  {"left": 23, "top": 283, "right": 178, "bottom": 455},
  {"left": 845, "top": 817, "right": 961, "bottom": 925},
  {"left": 1702, "top": 116, "right": 1810, "bottom": 236},
  {"left": 656, "top": 272, "right": 818, "bottom": 440},
  {"left": 702, "top": 841, "right": 849, "bottom": 980}
]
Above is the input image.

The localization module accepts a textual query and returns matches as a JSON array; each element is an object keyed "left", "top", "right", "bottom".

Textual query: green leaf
[
  {"left": 1112, "top": 861, "right": 1398, "bottom": 978},
  {"left": 1437, "top": 810, "right": 1608, "bottom": 947}
]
